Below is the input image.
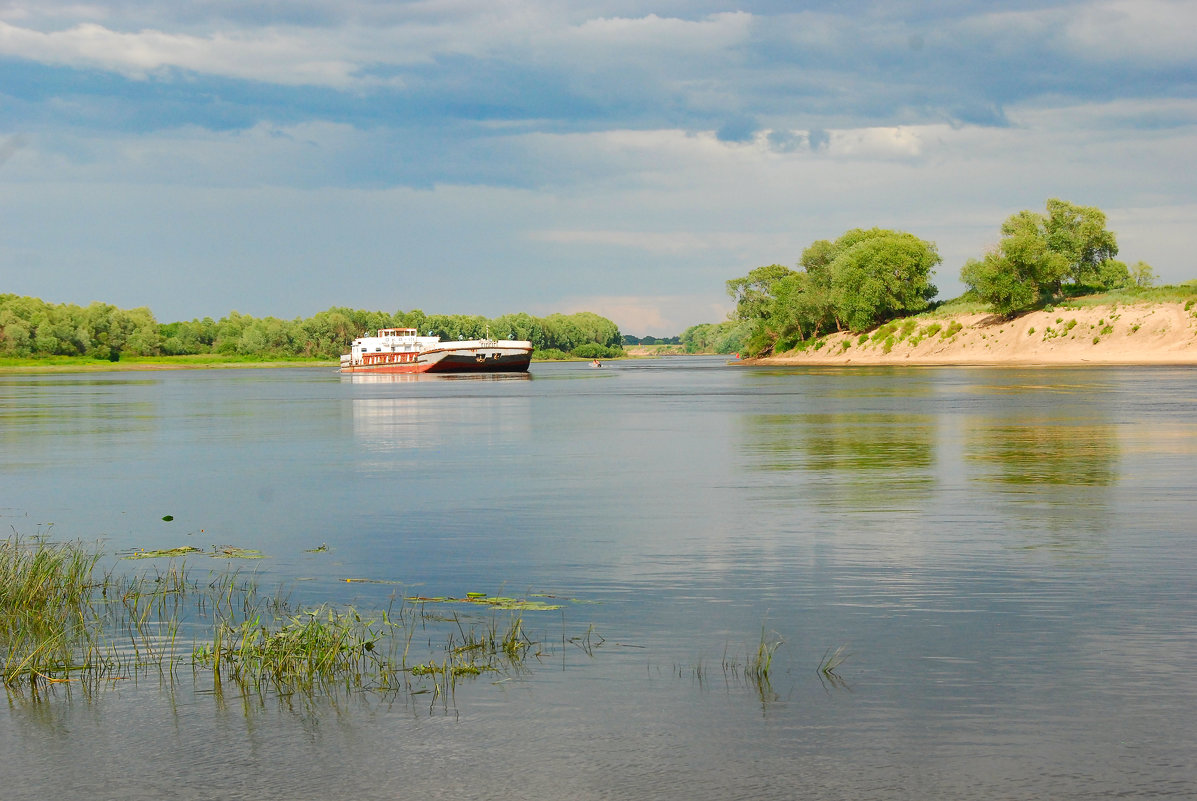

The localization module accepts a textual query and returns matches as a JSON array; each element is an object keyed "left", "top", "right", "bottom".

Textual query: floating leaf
[
  {"left": 123, "top": 545, "right": 264, "bottom": 560},
  {"left": 406, "top": 594, "right": 563, "bottom": 611},
  {"left": 161, "top": 515, "right": 174, "bottom": 522},
  {"left": 125, "top": 546, "right": 201, "bottom": 559}
]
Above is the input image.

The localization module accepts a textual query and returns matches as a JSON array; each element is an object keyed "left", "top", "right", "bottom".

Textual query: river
[{"left": 2, "top": 358, "right": 1195, "bottom": 799}]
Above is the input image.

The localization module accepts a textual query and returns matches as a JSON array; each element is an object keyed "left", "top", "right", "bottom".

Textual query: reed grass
[
  {"left": 1, "top": 535, "right": 105, "bottom": 685},
  {"left": 747, "top": 626, "right": 783, "bottom": 681},
  {"left": 3, "top": 534, "right": 576, "bottom": 710}
]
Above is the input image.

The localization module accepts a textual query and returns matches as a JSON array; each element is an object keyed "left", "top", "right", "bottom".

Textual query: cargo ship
[{"left": 340, "top": 328, "right": 533, "bottom": 374}]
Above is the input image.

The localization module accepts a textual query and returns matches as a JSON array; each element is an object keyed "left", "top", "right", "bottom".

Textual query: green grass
[
  {"left": 1057, "top": 283, "right": 1197, "bottom": 308},
  {"left": 0, "top": 535, "right": 105, "bottom": 685},
  {"left": 1, "top": 535, "right": 580, "bottom": 706},
  {"left": 0, "top": 354, "right": 333, "bottom": 372},
  {"left": 747, "top": 625, "right": 782, "bottom": 682}
]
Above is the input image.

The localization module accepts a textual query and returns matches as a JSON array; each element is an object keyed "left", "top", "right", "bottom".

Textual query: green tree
[
  {"left": 1130, "top": 260, "right": 1158, "bottom": 288},
  {"left": 1043, "top": 198, "right": 1119, "bottom": 288},
  {"left": 961, "top": 199, "right": 1125, "bottom": 314},
  {"left": 727, "top": 264, "right": 797, "bottom": 323},
  {"left": 827, "top": 230, "right": 940, "bottom": 332}
]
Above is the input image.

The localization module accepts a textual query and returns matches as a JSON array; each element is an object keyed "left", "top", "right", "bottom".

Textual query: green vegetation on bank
[
  {"left": 679, "top": 320, "right": 755, "bottom": 355},
  {"left": 960, "top": 199, "right": 1155, "bottom": 315},
  {"left": 0, "top": 296, "right": 624, "bottom": 364},
  {"left": 717, "top": 199, "right": 1167, "bottom": 358},
  {"left": 724, "top": 227, "right": 941, "bottom": 356}
]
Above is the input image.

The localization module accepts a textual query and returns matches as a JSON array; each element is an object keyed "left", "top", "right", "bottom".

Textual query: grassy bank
[{"left": 0, "top": 354, "right": 336, "bottom": 373}]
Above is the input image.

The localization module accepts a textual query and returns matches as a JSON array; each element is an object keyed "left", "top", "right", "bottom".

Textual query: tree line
[
  {"left": 0, "top": 296, "right": 624, "bottom": 360},
  {"left": 725, "top": 227, "right": 941, "bottom": 356},
  {"left": 723, "top": 198, "right": 1156, "bottom": 357}
]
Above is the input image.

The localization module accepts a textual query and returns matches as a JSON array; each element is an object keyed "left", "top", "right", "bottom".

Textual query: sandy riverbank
[{"left": 750, "top": 301, "right": 1197, "bottom": 366}]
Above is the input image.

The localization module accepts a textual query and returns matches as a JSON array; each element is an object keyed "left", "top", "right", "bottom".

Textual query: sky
[{"left": 1, "top": 1, "right": 1195, "bottom": 336}]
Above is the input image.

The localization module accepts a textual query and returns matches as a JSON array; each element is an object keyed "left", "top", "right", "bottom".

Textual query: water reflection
[
  {"left": 351, "top": 395, "right": 532, "bottom": 454},
  {"left": 741, "top": 412, "right": 936, "bottom": 509},
  {"left": 966, "top": 418, "right": 1120, "bottom": 547},
  {"left": 967, "top": 420, "right": 1118, "bottom": 486},
  {"left": 340, "top": 372, "right": 531, "bottom": 384},
  {"left": 0, "top": 375, "right": 160, "bottom": 470}
]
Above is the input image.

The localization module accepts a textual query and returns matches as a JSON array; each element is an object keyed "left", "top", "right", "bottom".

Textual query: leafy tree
[
  {"left": 961, "top": 199, "right": 1125, "bottom": 314},
  {"left": 1130, "top": 261, "right": 1158, "bottom": 288},
  {"left": 960, "top": 253, "right": 1038, "bottom": 316},
  {"left": 725, "top": 228, "right": 939, "bottom": 354},
  {"left": 680, "top": 320, "right": 752, "bottom": 354},
  {"left": 727, "top": 264, "right": 797, "bottom": 323},
  {"left": 825, "top": 229, "right": 940, "bottom": 333},
  {"left": 1043, "top": 199, "right": 1119, "bottom": 288},
  {"left": 0, "top": 294, "right": 623, "bottom": 361}
]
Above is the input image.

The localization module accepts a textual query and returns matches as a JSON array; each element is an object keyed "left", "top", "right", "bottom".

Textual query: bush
[{"left": 570, "top": 343, "right": 622, "bottom": 359}]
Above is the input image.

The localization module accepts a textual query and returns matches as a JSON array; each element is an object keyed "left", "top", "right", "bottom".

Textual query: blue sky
[{"left": 2, "top": 0, "right": 1195, "bottom": 335}]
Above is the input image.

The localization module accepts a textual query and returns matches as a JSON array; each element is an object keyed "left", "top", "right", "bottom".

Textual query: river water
[{"left": 2, "top": 358, "right": 1196, "bottom": 800}]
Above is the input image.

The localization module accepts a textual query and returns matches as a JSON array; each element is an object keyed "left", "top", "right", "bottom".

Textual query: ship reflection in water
[
  {"left": 341, "top": 372, "right": 532, "bottom": 384},
  {"left": 347, "top": 372, "right": 532, "bottom": 454}
]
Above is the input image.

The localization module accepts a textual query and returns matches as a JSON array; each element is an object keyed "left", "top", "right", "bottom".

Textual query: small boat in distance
[{"left": 340, "top": 328, "right": 533, "bottom": 374}]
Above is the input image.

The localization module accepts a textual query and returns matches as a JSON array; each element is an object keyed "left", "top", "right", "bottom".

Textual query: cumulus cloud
[
  {"left": 0, "top": 21, "right": 372, "bottom": 86},
  {"left": 1064, "top": 0, "right": 1197, "bottom": 64},
  {"left": 2, "top": 1, "right": 1196, "bottom": 331}
]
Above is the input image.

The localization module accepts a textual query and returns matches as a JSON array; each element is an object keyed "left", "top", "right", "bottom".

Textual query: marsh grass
[
  {"left": 748, "top": 626, "right": 783, "bottom": 681},
  {"left": 1, "top": 535, "right": 105, "bottom": 686},
  {"left": 3, "top": 535, "right": 579, "bottom": 709}
]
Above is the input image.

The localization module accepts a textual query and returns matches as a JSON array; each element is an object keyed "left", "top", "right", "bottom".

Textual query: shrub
[{"left": 570, "top": 343, "right": 622, "bottom": 359}]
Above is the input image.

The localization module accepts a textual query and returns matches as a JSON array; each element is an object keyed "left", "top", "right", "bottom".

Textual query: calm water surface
[{"left": 2, "top": 359, "right": 1196, "bottom": 800}]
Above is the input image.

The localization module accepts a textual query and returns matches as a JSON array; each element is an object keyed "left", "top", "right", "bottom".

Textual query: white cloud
[
  {"left": 1065, "top": 0, "right": 1197, "bottom": 63},
  {"left": 0, "top": 20, "right": 367, "bottom": 85},
  {"left": 0, "top": 8, "right": 755, "bottom": 90}
]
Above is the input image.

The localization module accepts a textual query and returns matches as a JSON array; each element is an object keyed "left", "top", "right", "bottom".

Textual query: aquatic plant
[
  {"left": 748, "top": 626, "right": 783, "bottom": 682},
  {"left": 819, "top": 644, "right": 850, "bottom": 676},
  {"left": 2, "top": 533, "right": 595, "bottom": 714},
  {"left": 0, "top": 535, "right": 104, "bottom": 686}
]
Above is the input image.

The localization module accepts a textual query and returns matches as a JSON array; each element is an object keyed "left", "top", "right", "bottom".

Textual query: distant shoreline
[
  {"left": 747, "top": 301, "right": 1197, "bottom": 367},
  {"left": 0, "top": 358, "right": 336, "bottom": 373}
]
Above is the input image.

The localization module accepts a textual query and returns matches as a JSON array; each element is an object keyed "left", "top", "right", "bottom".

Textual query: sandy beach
[{"left": 750, "top": 301, "right": 1197, "bottom": 366}]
